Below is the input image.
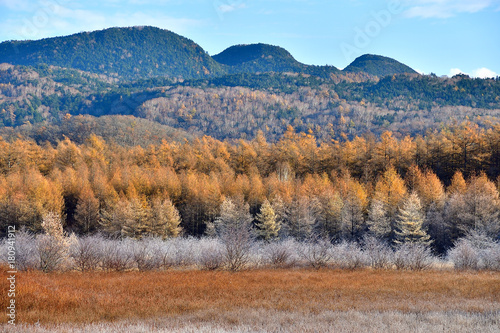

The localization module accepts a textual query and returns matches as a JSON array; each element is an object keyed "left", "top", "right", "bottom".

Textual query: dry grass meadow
[{"left": 1, "top": 266, "right": 500, "bottom": 332}]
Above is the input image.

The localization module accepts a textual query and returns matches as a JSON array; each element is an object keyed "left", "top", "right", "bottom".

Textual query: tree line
[{"left": 0, "top": 122, "right": 499, "bottom": 253}]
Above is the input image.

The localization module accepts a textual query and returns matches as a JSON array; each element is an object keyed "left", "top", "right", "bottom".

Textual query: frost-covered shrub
[
  {"left": 448, "top": 232, "right": 500, "bottom": 270},
  {"left": 9, "top": 230, "right": 38, "bottom": 271},
  {"left": 161, "top": 237, "right": 198, "bottom": 267},
  {"left": 394, "top": 243, "right": 433, "bottom": 270},
  {"left": 100, "top": 238, "right": 134, "bottom": 271},
  {"left": 363, "top": 236, "right": 394, "bottom": 269},
  {"left": 194, "top": 237, "right": 226, "bottom": 270},
  {"left": 299, "top": 238, "right": 332, "bottom": 269},
  {"left": 70, "top": 235, "right": 104, "bottom": 271},
  {"left": 37, "top": 213, "right": 75, "bottom": 272},
  {"left": 37, "top": 234, "right": 68, "bottom": 272},
  {"left": 214, "top": 198, "right": 254, "bottom": 271},
  {"left": 69, "top": 235, "right": 100, "bottom": 271},
  {"left": 224, "top": 237, "right": 253, "bottom": 271},
  {"left": 247, "top": 241, "right": 264, "bottom": 268},
  {"left": 330, "top": 241, "right": 366, "bottom": 270},
  {"left": 448, "top": 240, "right": 480, "bottom": 270},
  {"left": 470, "top": 233, "right": 500, "bottom": 271},
  {"left": 261, "top": 239, "right": 300, "bottom": 268},
  {"left": 131, "top": 237, "right": 165, "bottom": 271},
  {"left": 481, "top": 245, "right": 500, "bottom": 271}
]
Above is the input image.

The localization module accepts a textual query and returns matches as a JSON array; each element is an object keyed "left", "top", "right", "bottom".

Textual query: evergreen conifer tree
[{"left": 394, "top": 193, "right": 431, "bottom": 246}]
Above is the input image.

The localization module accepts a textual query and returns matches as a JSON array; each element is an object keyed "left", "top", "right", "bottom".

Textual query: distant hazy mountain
[
  {"left": 344, "top": 54, "right": 417, "bottom": 77},
  {"left": 0, "top": 26, "right": 225, "bottom": 80}
]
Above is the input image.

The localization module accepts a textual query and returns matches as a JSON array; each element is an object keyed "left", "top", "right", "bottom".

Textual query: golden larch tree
[
  {"left": 255, "top": 199, "right": 281, "bottom": 241},
  {"left": 150, "top": 197, "right": 183, "bottom": 238}
]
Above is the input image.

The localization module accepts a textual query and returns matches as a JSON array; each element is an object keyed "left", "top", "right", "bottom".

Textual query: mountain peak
[
  {"left": 344, "top": 54, "right": 417, "bottom": 77},
  {"left": 213, "top": 43, "right": 298, "bottom": 66},
  {"left": 212, "top": 43, "right": 309, "bottom": 74},
  {"left": 0, "top": 26, "right": 224, "bottom": 80}
]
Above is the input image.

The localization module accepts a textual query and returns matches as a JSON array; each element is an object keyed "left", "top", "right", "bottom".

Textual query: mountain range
[
  {"left": 0, "top": 26, "right": 416, "bottom": 80},
  {"left": 0, "top": 26, "right": 498, "bottom": 145}
]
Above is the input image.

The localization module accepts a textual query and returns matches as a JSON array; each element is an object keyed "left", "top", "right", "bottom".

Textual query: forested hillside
[
  {"left": 212, "top": 43, "right": 340, "bottom": 78},
  {"left": 0, "top": 114, "right": 192, "bottom": 146},
  {"left": 6, "top": 26, "right": 498, "bottom": 143},
  {"left": 213, "top": 43, "right": 307, "bottom": 72},
  {"left": 0, "top": 26, "right": 225, "bottom": 80},
  {"left": 0, "top": 26, "right": 418, "bottom": 82},
  {"left": 344, "top": 54, "right": 417, "bottom": 77},
  {"left": 2, "top": 63, "right": 499, "bottom": 141}
]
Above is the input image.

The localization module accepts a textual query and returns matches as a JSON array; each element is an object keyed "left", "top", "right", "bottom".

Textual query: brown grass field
[{"left": 1, "top": 267, "right": 500, "bottom": 332}]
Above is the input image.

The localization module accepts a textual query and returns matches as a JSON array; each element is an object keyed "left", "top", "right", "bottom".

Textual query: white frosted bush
[
  {"left": 448, "top": 232, "right": 499, "bottom": 271},
  {"left": 37, "top": 213, "right": 74, "bottom": 272},
  {"left": 363, "top": 236, "right": 394, "bottom": 269},
  {"left": 8, "top": 230, "right": 39, "bottom": 271},
  {"left": 480, "top": 245, "right": 500, "bottom": 271},
  {"left": 70, "top": 235, "right": 104, "bottom": 271},
  {"left": 223, "top": 237, "right": 253, "bottom": 271},
  {"left": 194, "top": 237, "right": 226, "bottom": 270},
  {"left": 330, "top": 241, "right": 366, "bottom": 269},
  {"left": 261, "top": 239, "right": 300, "bottom": 268},
  {"left": 299, "top": 237, "right": 332, "bottom": 269},
  {"left": 100, "top": 238, "right": 134, "bottom": 271},
  {"left": 247, "top": 241, "right": 265, "bottom": 268},
  {"left": 131, "top": 237, "right": 165, "bottom": 271},
  {"left": 37, "top": 234, "right": 67, "bottom": 272},
  {"left": 161, "top": 237, "right": 198, "bottom": 267},
  {"left": 394, "top": 243, "right": 433, "bottom": 270},
  {"left": 448, "top": 240, "right": 480, "bottom": 270}
]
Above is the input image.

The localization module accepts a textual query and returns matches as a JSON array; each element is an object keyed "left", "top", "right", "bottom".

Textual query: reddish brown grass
[{"left": 1, "top": 267, "right": 499, "bottom": 325}]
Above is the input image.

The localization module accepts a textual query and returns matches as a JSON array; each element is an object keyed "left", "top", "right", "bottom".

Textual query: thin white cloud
[
  {"left": 0, "top": 2, "right": 204, "bottom": 41},
  {"left": 403, "top": 0, "right": 499, "bottom": 18},
  {"left": 217, "top": 3, "right": 246, "bottom": 14},
  {"left": 0, "top": 0, "right": 32, "bottom": 11},
  {"left": 448, "top": 67, "right": 498, "bottom": 78},
  {"left": 472, "top": 67, "right": 498, "bottom": 78},
  {"left": 213, "top": 0, "right": 247, "bottom": 20}
]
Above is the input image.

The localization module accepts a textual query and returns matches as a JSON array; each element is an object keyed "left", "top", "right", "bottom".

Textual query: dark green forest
[{"left": 0, "top": 26, "right": 225, "bottom": 80}]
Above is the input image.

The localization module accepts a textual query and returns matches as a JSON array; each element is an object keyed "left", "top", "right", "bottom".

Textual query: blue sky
[{"left": 0, "top": 0, "right": 498, "bottom": 77}]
